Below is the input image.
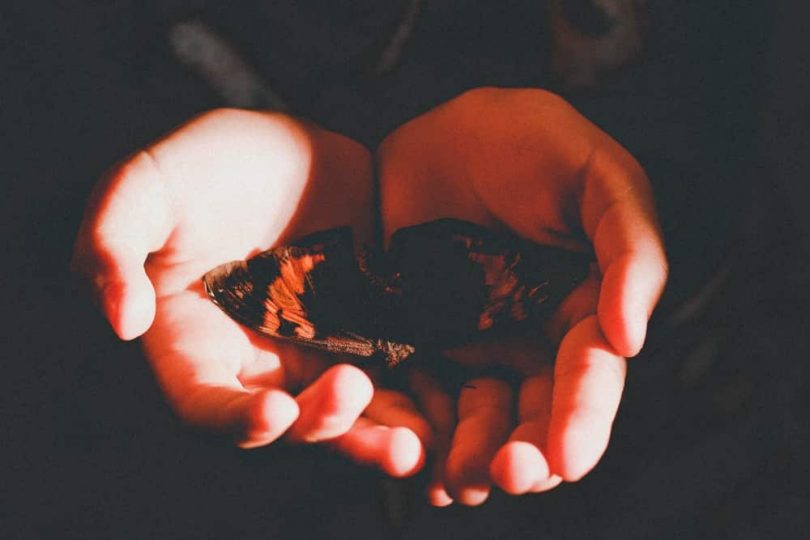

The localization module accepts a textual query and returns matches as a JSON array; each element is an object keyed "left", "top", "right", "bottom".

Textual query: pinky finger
[
  {"left": 237, "top": 389, "right": 301, "bottom": 448},
  {"left": 174, "top": 385, "right": 300, "bottom": 449},
  {"left": 331, "top": 418, "right": 425, "bottom": 478}
]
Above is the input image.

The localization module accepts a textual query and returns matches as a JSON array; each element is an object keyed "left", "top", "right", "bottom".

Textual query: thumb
[
  {"left": 72, "top": 150, "right": 174, "bottom": 340},
  {"left": 94, "top": 263, "right": 158, "bottom": 341}
]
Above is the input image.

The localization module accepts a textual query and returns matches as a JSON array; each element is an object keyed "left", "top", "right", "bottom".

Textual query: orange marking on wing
[
  {"left": 261, "top": 250, "right": 326, "bottom": 338},
  {"left": 468, "top": 252, "right": 530, "bottom": 329},
  {"left": 262, "top": 297, "right": 281, "bottom": 334}
]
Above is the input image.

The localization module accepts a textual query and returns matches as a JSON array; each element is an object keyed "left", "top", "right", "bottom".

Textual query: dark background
[{"left": 3, "top": 1, "right": 809, "bottom": 537}]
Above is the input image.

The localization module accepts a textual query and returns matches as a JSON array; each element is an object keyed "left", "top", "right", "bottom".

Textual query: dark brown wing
[
  {"left": 203, "top": 219, "right": 590, "bottom": 367},
  {"left": 202, "top": 226, "right": 415, "bottom": 366},
  {"left": 202, "top": 227, "right": 353, "bottom": 339},
  {"left": 388, "top": 218, "right": 592, "bottom": 346}
]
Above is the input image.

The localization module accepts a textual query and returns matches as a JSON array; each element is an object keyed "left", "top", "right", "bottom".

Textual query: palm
[
  {"left": 378, "top": 88, "right": 666, "bottom": 505},
  {"left": 74, "top": 90, "right": 666, "bottom": 498},
  {"left": 74, "top": 110, "right": 427, "bottom": 474},
  {"left": 136, "top": 111, "right": 373, "bottom": 429}
]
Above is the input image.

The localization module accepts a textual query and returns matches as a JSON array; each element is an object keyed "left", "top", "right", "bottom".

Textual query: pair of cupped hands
[{"left": 72, "top": 88, "right": 667, "bottom": 506}]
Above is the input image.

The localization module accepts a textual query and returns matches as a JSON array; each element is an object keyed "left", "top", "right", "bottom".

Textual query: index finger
[
  {"left": 580, "top": 145, "right": 668, "bottom": 357},
  {"left": 143, "top": 290, "right": 373, "bottom": 448}
]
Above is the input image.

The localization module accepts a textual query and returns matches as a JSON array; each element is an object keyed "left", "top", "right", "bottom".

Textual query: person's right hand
[{"left": 71, "top": 110, "right": 428, "bottom": 476}]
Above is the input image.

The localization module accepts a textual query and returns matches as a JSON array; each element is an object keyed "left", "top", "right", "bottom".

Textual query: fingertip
[
  {"left": 455, "top": 486, "right": 491, "bottom": 507},
  {"left": 240, "top": 389, "right": 300, "bottom": 449},
  {"left": 381, "top": 427, "right": 424, "bottom": 477},
  {"left": 426, "top": 483, "right": 454, "bottom": 507},
  {"left": 106, "top": 275, "right": 156, "bottom": 340},
  {"left": 547, "top": 422, "right": 609, "bottom": 482},
  {"left": 291, "top": 364, "right": 374, "bottom": 442},
  {"left": 490, "top": 442, "right": 549, "bottom": 495},
  {"left": 598, "top": 252, "right": 666, "bottom": 357},
  {"left": 597, "top": 265, "right": 639, "bottom": 357},
  {"left": 331, "top": 422, "right": 425, "bottom": 478},
  {"left": 445, "top": 456, "right": 492, "bottom": 506},
  {"left": 548, "top": 316, "right": 625, "bottom": 481},
  {"left": 529, "top": 474, "right": 563, "bottom": 493},
  {"left": 321, "top": 364, "right": 374, "bottom": 411},
  {"left": 597, "top": 306, "right": 644, "bottom": 359}
]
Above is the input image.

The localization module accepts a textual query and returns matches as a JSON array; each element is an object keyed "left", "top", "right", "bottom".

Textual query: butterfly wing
[
  {"left": 203, "top": 227, "right": 354, "bottom": 341},
  {"left": 202, "top": 227, "right": 415, "bottom": 365},
  {"left": 388, "top": 219, "right": 592, "bottom": 346},
  {"left": 203, "top": 220, "right": 590, "bottom": 367}
]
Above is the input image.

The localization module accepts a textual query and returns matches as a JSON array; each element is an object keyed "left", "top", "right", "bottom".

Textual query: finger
[
  {"left": 142, "top": 293, "right": 304, "bottom": 448},
  {"left": 144, "top": 308, "right": 299, "bottom": 449},
  {"left": 243, "top": 336, "right": 331, "bottom": 394},
  {"left": 490, "top": 372, "right": 557, "bottom": 495},
  {"left": 364, "top": 388, "right": 433, "bottom": 449},
  {"left": 445, "top": 378, "right": 513, "bottom": 506},
  {"left": 546, "top": 315, "right": 626, "bottom": 481},
  {"left": 71, "top": 150, "right": 174, "bottom": 340},
  {"left": 287, "top": 364, "right": 374, "bottom": 443},
  {"left": 179, "top": 386, "right": 301, "bottom": 449},
  {"left": 491, "top": 442, "right": 563, "bottom": 494},
  {"left": 529, "top": 474, "right": 564, "bottom": 493},
  {"left": 331, "top": 417, "right": 424, "bottom": 478},
  {"left": 581, "top": 149, "right": 668, "bottom": 357},
  {"left": 409, "top": 369, "right": 456, "bottom": 507},
  {"left": 153, "top": 347, "right": 301, "bottom": 449}
]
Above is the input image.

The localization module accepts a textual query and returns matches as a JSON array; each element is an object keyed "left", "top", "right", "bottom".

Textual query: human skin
[
  {"left": 377, "top": 87, "right": 668, "bottom": 505},
  {"left": 72, "top": 88, "right": 667, "bottom": 503},
  {"left": 71, "top": 110, "right": 429, "bottom": 477}
]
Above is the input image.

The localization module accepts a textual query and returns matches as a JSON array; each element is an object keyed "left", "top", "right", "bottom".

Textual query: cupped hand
[
  {"left": 72, "top": 109, "right": 428, "bottom": 476},
  {"left": 377, "top": 88, "right": 668, "bottom": 504}
]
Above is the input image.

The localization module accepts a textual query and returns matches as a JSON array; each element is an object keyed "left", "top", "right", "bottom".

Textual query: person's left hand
[{"left": 377, "top": 87, "right": 668, "bottom": 505}]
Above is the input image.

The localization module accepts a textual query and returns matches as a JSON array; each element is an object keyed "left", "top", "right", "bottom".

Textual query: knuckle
[
  {"left": 456, "top": 86, "right": 501, "bottom": 103},
  {"left": 196, "top": 106, "right": 254, "bottom": 123},
  {"left": 460, "top": 87, "right": 566, "bottom": 109},
  {"left": 195, "top": 107, "right": 309, "bottom": 141}
]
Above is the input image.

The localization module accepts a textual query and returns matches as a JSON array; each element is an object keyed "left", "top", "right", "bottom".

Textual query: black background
[{"left": 3, "top": 1, "right": 809, "bottom": 537}]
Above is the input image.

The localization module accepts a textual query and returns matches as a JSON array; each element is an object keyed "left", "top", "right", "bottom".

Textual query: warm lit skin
[
  {"left": 378, "top": 88, "right": 668, "bottom": 504},
  {"left": 72, "top": 110, "right": 429, "bottom": 477},
  {"left": 72, "top": 88, "right": 667, "bottom": 505}
]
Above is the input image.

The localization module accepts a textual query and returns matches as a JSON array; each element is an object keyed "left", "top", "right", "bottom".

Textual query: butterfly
[
  {"left": 203, "top": 219, "right": 592, "bottom": 367},
  {"left": 203, "top": 227, "right": 416, "bottom": 367}
]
